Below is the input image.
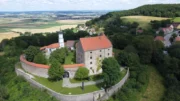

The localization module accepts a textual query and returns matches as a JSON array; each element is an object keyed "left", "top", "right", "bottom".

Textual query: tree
[
  {"left": 124, "top": 45, "right": 138, "bottom": 54},
  {"left": 102, "top": 57, "right": 120, "bottom": 88},
  {"left": 33, "top": 52, "right": 47, "bottom": 64},
  {"left": 0, "top": 85, "right": 9, "bottom": 101},
  {"left": 154, "top": 40, "right": 164, "bottom": 51},
  {"left": 134, "top": 35, "right": 154, "bottom": 64},
  {"left": 48, "top": 60, "right": 64, "bottom": 81},
  {"left": 168, "top": 42, "right": 180, "bottom": 59},
  {"left": 75, "top": 67, "right": 89, "bottom": 80},
  {"left": 49, "top": 48, "right": 68, "bottom": 64},
  {"left": 24, "top": 46, "right": 40, "bottom": 62},
  {"left": 118, "top": 51, "right": 140, "bottom": 67}
]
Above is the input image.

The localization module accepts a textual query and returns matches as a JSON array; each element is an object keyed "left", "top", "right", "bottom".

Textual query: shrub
[
  {"left": 24, "top": 46, "right": 40, "bottom": 62},
  {"left": 33, "top": 52, "right": 47, "bottom": 64},
  {"left": 75, "top": 67, "right": 89, "bottom": 80},
  {"left": 48, "top": 60, "right": 64, "bottom": 81}
]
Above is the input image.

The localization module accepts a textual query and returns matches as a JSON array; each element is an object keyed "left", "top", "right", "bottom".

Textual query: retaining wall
[
  {"left": 15, "top": 65, "right": 129, "bottom": 101},
  {"left": 20, "top": 55, "right": 84, "bottom": 78}
]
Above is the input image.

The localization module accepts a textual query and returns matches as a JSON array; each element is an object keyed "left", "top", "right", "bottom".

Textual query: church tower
[{"left": 59, "top": 30, "right": 65, "bottom": 48}]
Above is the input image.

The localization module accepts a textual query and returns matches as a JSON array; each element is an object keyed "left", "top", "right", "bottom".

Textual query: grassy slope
[
  {"left": 121, "top": 16, "right": 169, "bottom": 29},
  {"left": 33, "top": 69, "right": 127, "bottom": 95},
  {"left": 140, "top": 66, "right": 165, "bottom": 101},
  {"left": 173, "top": 17, "right": 180, "bottom": 22}
]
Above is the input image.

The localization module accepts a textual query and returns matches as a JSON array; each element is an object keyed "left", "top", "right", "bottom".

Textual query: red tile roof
[
  {"left": 154, "top": 36, "right": 165, "bottom": 41},
  {"left": 175, "top": 36, "right": 180, "bottom": 41},
  {"left": 63, "top": 64, "right": 85, "bottom": 68},
  {"left": 80, "top": 34, "right": 112, "bottom": 51},
  {"left": 40, "top": 43, "right": 60, "bottom": 50}
]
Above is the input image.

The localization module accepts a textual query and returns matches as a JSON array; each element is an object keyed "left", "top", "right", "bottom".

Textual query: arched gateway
[{"left": 63, "top": 71, "right": 69, "bottom": 78}]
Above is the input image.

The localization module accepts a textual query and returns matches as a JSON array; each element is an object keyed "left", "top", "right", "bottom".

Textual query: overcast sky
[{"left": 0, "top": 0, "right": 180, "bottom": 11}]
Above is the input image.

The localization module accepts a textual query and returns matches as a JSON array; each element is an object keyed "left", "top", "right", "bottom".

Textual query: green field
[
  {"left": 173, "top": 17, "right": 180, "bottom": 22},
  {"left": 33, "top": 68, "right": 127, "bottom": 95},
  {"left": 121, "top": 16, "right": 169, "bottom": 29},
  {"left": 0, "top": 18, "right": 87, "bottom": 33},
  {"left": 34, "top": 76, "right": 102, "bottom": 95},
  {"left": 140, "top": 66, "right": 165, "bottom": 101}
]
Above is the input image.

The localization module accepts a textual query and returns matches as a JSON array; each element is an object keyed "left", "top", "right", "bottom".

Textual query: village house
[
  {"left": 154, "top": 36, "right": 165, "bottom": 43},
  {"left": 76, "top": 34, "right": 113, "bottom": 75},
  {"left": 158, "top": 25, "right": 174, "bottom": 35}
]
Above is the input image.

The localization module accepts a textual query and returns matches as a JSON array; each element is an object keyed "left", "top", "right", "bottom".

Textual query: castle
[{"left": 23, "top": 31, "right": 113, "bottom": 78}]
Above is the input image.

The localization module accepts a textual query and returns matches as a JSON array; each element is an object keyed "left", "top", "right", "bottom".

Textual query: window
[
  {"left": 100, "top": 50, "right": 101, "bottom": 52},
  {"left": 90, "top": 57, "right": 92, "bottom": 59},
  {"left": 108, "top": 53, "right": 110, "bottom": 56},
  {"left": 90, "top": 52, "right": 92, "bottom": 54},
  {"left": 100, "top": 55, "right": 102, "bottom": 57},
  {"left": 90, "top": 62, "right": 92, "bottom": 64}
]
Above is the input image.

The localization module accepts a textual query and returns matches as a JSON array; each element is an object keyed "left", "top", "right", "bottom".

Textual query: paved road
[
  {"left": 164, "top": 31, "right": 179, "bottom": 47},
  {"left": 164, "top": 33, "right": 172, "bottom": 47}
]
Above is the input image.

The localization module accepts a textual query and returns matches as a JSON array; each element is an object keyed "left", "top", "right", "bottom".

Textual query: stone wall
[
  {"left": 15, "top": 65, "right": 129, "bottom": 101},
  {"left": 20, "top": 55, "right": 49, "bottom": 78},
  {"left": 20, "top": 55, "right": 84, "bottom": 78},
  {"left": 84, "top": 47, "right": 113, "bottom": 75}
]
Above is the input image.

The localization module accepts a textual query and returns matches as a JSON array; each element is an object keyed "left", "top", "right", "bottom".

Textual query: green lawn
[
  {"left": 140, "top": 66, "right": 165, "bottom": 101},
  {"left": 70, "top": 74, "right": 103, "bottom": 83},
  {"left": 33, "top": 76, "right": 102, "bottom": 95},
  {"left": 33, "top": 68, "right": 127, "bottom": 95},
  {"left": 173, "top": 17, "right": 180, "bottom": 22},
  {"left": 64, "top": 52, "right": 75, "bottom": 64}
]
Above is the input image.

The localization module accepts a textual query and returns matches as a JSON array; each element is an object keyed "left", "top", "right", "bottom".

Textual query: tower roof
[{"left": 40, "top": 43, "right": 60, "bottom": 50}]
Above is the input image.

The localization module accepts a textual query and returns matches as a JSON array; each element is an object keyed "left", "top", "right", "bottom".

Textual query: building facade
[
  {"left": 76, "top": 34, "right": 113, "bottom": 75},
  {"left": 40, "top": 31, "right": 64, "bottom": 56}
]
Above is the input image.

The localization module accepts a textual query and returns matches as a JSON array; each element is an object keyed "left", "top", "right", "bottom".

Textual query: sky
[{"left": 0, "top": 0, "right": 180, "bottom": 11}]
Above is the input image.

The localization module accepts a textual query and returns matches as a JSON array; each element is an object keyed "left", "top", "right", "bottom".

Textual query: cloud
[
  {"left": 0, "top": 0, "right": 180, "bottom": 11},
  {"left": 0, "top": 0, "right": 8, "bottom": 5}
]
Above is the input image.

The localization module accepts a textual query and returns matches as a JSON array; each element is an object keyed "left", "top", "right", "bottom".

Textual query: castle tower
[{"left": 59, "top": 30, "right": 65, "bottom": 48}]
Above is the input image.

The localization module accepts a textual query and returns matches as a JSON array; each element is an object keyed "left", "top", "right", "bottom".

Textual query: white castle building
[
  {"left": 40, "top": 31, "right": 65, "bottom": 56},
  {"left": 76, "top": 34, "right": 113, "bottom": 75}
]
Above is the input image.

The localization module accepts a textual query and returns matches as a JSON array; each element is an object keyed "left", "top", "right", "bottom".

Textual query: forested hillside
[{"left": 86, "top": 4, "right": 180, "bottom": 27}]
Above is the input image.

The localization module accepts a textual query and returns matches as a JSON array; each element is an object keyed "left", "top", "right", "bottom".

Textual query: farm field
[
  {"left": 0, "top": 32, "right": 19, "bottom": 42},
  {"left": 11, "top": 25, "right": 77, "bottom": 33},
  {"left": 121, "top": 16, "right": 169, "bottom": 29},
  {"left": 0, "top": 18, "right": 88, "bottom": 42}
]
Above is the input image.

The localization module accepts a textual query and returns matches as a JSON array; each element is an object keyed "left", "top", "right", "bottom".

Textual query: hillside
[
  {"left": 121, "top": 16, "right": 169, "bottom": 29},
  {"left": 86, "top": 4, "right": 180, "bottom": 27}
]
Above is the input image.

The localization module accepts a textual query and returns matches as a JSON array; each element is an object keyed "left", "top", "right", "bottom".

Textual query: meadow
[
  {"left": 0, "top": 18, "right": 88, "bottom": 42},
  {"left": 173, "top": 17, "right": 180, "bottom": 22},
  {"left": 121, "top": 16, "right": 169, "bottom": 29}
]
